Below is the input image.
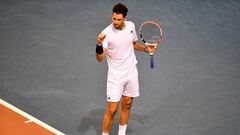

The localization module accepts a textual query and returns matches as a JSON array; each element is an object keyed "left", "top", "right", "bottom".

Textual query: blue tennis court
[{"left": 1, "top": 0, "right": 240, "bottom": 135}]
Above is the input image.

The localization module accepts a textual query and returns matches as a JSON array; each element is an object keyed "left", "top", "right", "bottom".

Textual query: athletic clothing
[
  {"left": 107, "top": 66, "right": 139, "bottom": 102},
  {"left": 101, "top": 21, "right": 140, "bottom": 102},
  {"left": 102, "top": 21, "right": 138, "bottom": 76}
]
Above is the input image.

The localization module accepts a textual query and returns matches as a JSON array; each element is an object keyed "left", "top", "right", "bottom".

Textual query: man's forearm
[
  {"left": 133, "top": 41, "right": 146, "bottom": 52},
  {"left": 96, "top": 44, "right": 106, "bottom": 62}
]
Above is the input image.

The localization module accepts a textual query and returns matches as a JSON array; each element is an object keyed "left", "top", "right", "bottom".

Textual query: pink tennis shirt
[{"left": 102, "top": 21, "right": 138, "bottom": 77}]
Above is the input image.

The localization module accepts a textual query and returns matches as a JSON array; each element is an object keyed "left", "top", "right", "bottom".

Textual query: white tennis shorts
[{"left": 106, "top": 66, "right": 139, "bottom": 102}]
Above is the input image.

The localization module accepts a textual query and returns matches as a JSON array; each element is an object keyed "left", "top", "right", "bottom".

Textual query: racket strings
[{"left": 141, "top": 23, "right": 161, "bottom": 44}]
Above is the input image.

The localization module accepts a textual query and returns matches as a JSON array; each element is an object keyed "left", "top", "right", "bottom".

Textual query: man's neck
[{"left": 115, "top": 22, "right": 126, "bottom": 30}]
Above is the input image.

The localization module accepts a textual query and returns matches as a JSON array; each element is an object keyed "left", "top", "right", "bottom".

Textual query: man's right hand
[{"left": 97, "top": 33, "right": 106, "bottom": 45}]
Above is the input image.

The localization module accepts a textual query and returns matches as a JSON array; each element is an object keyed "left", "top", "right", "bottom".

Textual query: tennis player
[{"left": 96, "top": 3, "right": 155, "bottom": 135}]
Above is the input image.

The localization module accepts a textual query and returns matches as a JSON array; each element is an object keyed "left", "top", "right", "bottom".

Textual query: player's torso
[
  {"left": 106, "top": 23, "right": 135, "bottom": 59},
  {"left": 103, "top": 21, "right": 138, "bottom": 75}
]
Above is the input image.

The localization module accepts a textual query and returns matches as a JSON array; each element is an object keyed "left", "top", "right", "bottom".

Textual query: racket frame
[
  {"left": 139, "top": 20, "right": 163, "bottom": 47},
  {"left": 139, "top": 20, "right": 163, "bottom": 69}
]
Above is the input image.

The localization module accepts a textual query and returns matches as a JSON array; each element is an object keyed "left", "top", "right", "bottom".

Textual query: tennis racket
[{"left": 139, "top": 20, "right": 163, "bottom": 69}]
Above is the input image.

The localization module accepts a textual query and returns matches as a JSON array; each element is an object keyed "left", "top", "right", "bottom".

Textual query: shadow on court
[{"left": 78, "top": 108, "right": 151, "bottom": 135}]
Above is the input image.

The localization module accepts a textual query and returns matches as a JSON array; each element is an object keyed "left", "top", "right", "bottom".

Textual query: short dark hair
[{"left": 112, "top": 3, "right": 128, "bottom": 17}]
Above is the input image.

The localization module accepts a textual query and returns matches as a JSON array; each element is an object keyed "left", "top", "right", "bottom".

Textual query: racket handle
[{"left": 150, "top": 55, "right": 154, "bottom": 69}]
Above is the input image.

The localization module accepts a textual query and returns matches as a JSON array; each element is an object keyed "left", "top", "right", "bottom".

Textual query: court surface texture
[{"left": 0, "top": 0, "right": 240, "bottom": 135}]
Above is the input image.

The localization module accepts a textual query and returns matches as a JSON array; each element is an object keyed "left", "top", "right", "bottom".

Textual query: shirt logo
[{"left": 108, "top": 45, "right": 112, "bottom": 50}]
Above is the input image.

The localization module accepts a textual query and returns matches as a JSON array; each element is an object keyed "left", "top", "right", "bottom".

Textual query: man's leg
[
  {"left": 118, "top": 95, "right": 133, "bottom": 135},
  {"left": 102, "top": 101, "right": 119, "bottom": 134}
]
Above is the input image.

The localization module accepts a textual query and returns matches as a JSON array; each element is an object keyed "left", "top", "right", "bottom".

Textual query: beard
[{"left": 113, "top": 23, "right": 123, "bottom": 30}]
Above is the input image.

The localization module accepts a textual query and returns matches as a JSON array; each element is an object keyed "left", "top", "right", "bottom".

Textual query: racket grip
[{"left": 150, "top": 55, "right": 154, "bottom": 69}]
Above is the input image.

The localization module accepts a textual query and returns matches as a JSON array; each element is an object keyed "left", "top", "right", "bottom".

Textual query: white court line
[{"left": 0, "top": 99, "right": 65, "bottom": 135}]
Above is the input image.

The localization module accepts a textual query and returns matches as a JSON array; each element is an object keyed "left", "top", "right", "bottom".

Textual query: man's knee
[
  {"left": 121, "top": 98, "right": 133, "bottom": 110},
  {"left": 106, "top": 106, "right": 118, "bottom": 116}
]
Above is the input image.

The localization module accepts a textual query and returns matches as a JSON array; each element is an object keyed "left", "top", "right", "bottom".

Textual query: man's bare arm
[
  {"left": 96, "top": 47, "right": 106, "bottom": 62},
  {"left": 133, "top": 41, "right": 157, "bottom": 54},
  {"left": 96, "top": 33, "right": 107, "bottom": 62},
  {"left": 133, "top": 41, "right": 147, "bottom": 52}
]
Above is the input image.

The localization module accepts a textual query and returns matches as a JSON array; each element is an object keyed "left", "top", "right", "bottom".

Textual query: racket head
[
  {"left": 139, "top": 20, "right": 163, "bottom": 47},
  {"left": 139, "top": 20, "right": 163, "bottom": 69}
]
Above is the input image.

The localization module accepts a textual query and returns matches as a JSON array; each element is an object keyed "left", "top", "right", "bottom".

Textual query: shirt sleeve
[{"left": 132, "top": 23, "right": 138, "bottom": 42}]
